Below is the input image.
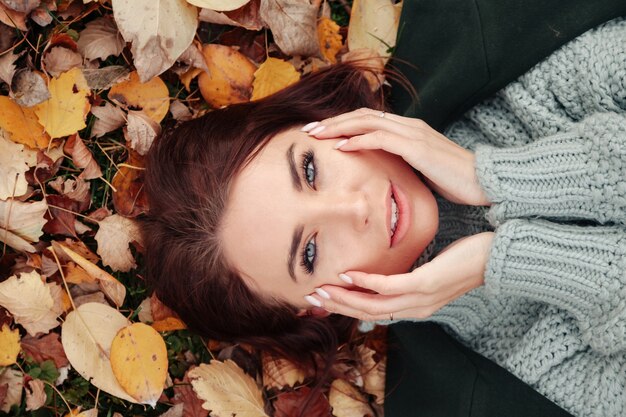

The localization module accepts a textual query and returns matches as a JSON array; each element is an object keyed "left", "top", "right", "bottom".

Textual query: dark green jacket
[{"left": 385, "top": 1, "right": 626, "bottom": 416}]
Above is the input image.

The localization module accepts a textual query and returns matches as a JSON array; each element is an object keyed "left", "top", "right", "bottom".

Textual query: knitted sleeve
[
  {"left": 484, "top": 218, "right": 626, "bottom": 355},
  {"left": 473, "top": 111, "right": 626, "bottom": 227}
]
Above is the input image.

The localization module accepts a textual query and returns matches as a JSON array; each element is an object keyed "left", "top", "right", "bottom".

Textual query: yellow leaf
[
  {"left": 347, "top": 0, "right": 402, "bottom": 61},
  {"left": 0, "top": 96, "right": 51, "bottom": 149},
  {"left": 110, "top": 323, "right": 168, "bottom": 406},
  {"left": 328, "top": 379, "right": 374, "bottom": 417},
  {"left": 0, "top": 324, "right": 20, "bottom": 366},
  {"left": 189, "top": 360, "right": 268, "bottom": 417},
  {"left": 33, "top": 67, "right": 91, "bottom": 139},
  {"left": 108, "top": 71, "right": 170, "bottom": 123},
  {"left": 151, "top": 317, "right": 187, "bottom": 332},
  {"left": 198, "top": 44, "right": 256, "bottom": 108},
  {"left": 317, "top": 17, "right": 343, "bottom": 64},
  {"left": 251, "top": 57, "right": 300, "bottom": 101}
]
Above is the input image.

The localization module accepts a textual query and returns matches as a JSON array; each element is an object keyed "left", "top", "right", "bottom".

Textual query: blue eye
[
  {"left": 301, "top": 236, "right": 316, "bottom": 274},
  {"left": 301, "top": 150, "right": 316, "bottom": 189}
]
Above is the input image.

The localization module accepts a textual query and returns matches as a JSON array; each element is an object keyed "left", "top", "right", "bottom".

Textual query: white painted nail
[
  {"left": 308, "top": 125, "right": 326, "bottom": 135},
  {"left": 301, "top": 121, "right": 319, "bottom": 132},
  {"left": 304, "top": 295, "right": 322, "bottom": 307},
  {"left": 333, "top": 139, "right": 348, "bottom": 149},
  {"left": 339, "top": 273, "right": 353, "bottom": 284},
  {"left": 315, "top": 288, "right": 331, "bottom": 299}
]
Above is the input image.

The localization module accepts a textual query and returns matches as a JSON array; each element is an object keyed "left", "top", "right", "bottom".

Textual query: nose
[{"left": 308, "top": 189, "right": 369, "bottom": 231}]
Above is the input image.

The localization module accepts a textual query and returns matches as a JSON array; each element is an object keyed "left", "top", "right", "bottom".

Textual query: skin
[{"left": 219, "top": 126, "right": 440, "bottom": 313}]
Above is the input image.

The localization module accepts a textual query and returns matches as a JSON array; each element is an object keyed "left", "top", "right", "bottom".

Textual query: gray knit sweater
[{"left": 361, "top": 18, "right": 626, "bottom": 417}]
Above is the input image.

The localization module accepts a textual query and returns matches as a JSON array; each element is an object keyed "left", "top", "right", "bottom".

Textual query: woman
[{"left": 142, "top": 9, "right": 625, "bottom": 417}]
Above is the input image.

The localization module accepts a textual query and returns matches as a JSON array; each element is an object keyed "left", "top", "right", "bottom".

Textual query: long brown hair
[{"left": 142, "top": 62, "right": 392, "bottom": 412}]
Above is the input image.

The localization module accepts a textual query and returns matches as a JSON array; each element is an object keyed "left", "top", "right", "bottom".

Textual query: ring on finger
[
  {"left": 379, "top": 111, "right": 386, "bottom": 118},
  {"left": 389, "top": 311, "right": 393, "bottom": 320}
]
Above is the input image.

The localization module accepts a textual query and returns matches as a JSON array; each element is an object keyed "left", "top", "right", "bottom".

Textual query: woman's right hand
[{"left": 303, "top": 108, "right": 492, "bottom": 207}]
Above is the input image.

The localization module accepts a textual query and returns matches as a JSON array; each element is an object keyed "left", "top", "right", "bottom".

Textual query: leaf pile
[{"left": 0, "top": 0, "right": 400, "bottom": 416}]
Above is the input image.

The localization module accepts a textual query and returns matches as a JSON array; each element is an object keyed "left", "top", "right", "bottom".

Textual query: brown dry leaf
[
  {"left": 0, "top": 198, "right": 47, "bottom": 253},
  {"left": 261, "top": 351, "right": 305, "bottom": 390},
  {"left": 328, "top": 379, "right": 374, "bottom": 417},
  {"left": 198, "top": 0, "right": 263, "bottom": 31},
  {"left": 77, "top": 16, "right": 125, "bottom": 61},
  {"left": 108, "top": 71, "right": 170, "bottom": 123},
  {"left": 0, "top": 96, "right": 50, "bottom": 149},
  {"left": 0, "top": 270, "right": 61, "bottom": 336},
  {"left": 174, "top": 40, "right": 209, "bottom": 75},
  {"left": 198, "top": 44, "right": 256, "bottom": 108},
  {"left": 10, "top": 68, "right": 50, "bottom": 107},
  {"left": 317, "top": 16, "right": 342, "bottom": 63},
  {"left": 168, "top": 100, "right": 193, "bottom": 121},
  {"left": 64, "top": 133, "right": 103, "bottom": 180},
  {"left": 188, "top": 0, "right": 251, "bottom": 11},
  {"left": 48, "top": 177, "right": 91, "bottom": 211},
  {"left": 110, "top": 322, "right": 168, "bottom": 406},
  {"left": 2, "top": 0, "right": 41, "bottom": 13},
  {"left": 82, "top": 66, "right": 130, "bottom": 91},
  {"left": 0, "top": 50, "right": 18, "bottom": 86},
  {"left": 251, "top": 57, "right": 300, "bottom": 101},
  {"left": 151, "top": 317, "right": 187, "bottom": 332},
  {"left": 159, "top": 403, "right": 183, "bottom": 417},
  {"left": 124, "top": 110, "right": 161, "bottom": 156},
  {"left": 111, "top": 149, "right": 148, "bottom": 218},
  {"left": 30, "top": 0, "right": 56, "bottom": 26},
  {"left": 33, "top": 67, "right": 91, "bottom": 139},
  {"left": 0, "top": 324, "right": 20, "bottom": 366},
  {"left": 0, "top": 368, "right": 23, "bottom": 413},
  {"left": 94, "top": 214, "right": 141, "bottom": 272},
  {"left": 112, "top": 0, "right": 198, "bottom": 82},
  {"left": 43, "top": 46, "right": 83, "bottom": 77},
  {"left": 25, "top": 378, "right": 46, "bottom": 411},
  {"left": 43, "top": 194, "right": 80, "bottom": 237},
  {"left": 259, "top": 0, "right": 320, "bottom": 57},
  {"left": 61, "top": 302, "right": 138, "bottom": 403},
  {"left": 356, "top": 345, "right": 385, "bottom": 404},
  {"left": 273, "top": 386, "right": 331, "bottom": 417},
  {"left": 90, "top": 101, "right": 126, "bottom": 138},
  {"left": 347, "top": 0, "right": 402, "bottom": 61},
  {"left": 52, "top": 242, "right": 126, "bottom": 307},
  {"left": 150, "top": 292, "right": 178, "bottom": 321},
  {"left": 0, "top": 129, "right": 37, "bottom": 200},
  {"left": 20, "top": 332, "right": 70, "bottom": 368},
  {"left": 171, "top": 372, "right": 209, "bottom": 417},
  {"left": 74, "top": 291, "right": 107, "bottom": 308},
  {"left": 188, "top": 360, "right": 268, "bottom": 417},
  {"left": 0, "top": 2, "right": 27, "bottom": 30}
]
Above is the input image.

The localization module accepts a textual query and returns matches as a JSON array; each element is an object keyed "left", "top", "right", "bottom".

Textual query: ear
[{"left": 296, "top": 307, "right": 331, "bottom": 318}]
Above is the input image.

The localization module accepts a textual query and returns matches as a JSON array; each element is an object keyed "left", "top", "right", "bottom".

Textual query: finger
[
  {"left": 338, "top": 267, "right": 436, "bottom": 296},
  {"left": 308, "top": 112, "right": 419, "bottom": 140}
]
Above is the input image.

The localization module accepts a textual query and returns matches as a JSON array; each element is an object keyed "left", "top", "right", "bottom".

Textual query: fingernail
[
  {"left": 315, "top": 288, "right": 331, "bottom": 299},
  {"left": 308, "top": 125, "right": 326, "bottom": 135},
  {"left": 301, "top": 121, "right": 319, "bottom": 132},
  {"left": 304, "top": 295, "right": 322, "bottom": 307},
  {"left": 339, "top": 273, "right": 353, "bottom": 284},
  {"left": 333, "top": 139, "right": 348, "bottom": 149}
]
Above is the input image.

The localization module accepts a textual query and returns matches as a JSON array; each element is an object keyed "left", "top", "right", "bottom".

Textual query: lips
[{"left": 389, "top": 182, "right": 410, "bottom": 248}]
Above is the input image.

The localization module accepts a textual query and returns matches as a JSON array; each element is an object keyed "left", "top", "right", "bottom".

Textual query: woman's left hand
[{"left": 305, "top": 232, "right": 495, "bottom": 321}]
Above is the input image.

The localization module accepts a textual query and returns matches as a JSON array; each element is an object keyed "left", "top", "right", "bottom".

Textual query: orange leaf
[
  {"left": 317, "top": 17, "right": 343, "bottom": 64},
  {"left": 108, "top": 71, "right": 170, "bottom": 123},
  {"left": 251, "top": 57, "right": 300, "bottom": 101},
  {"left": 151, "top": 317, "right": 186, "bottom": 332},
  {"left": 0, "top": 97, "right": 50, "bottom": 149},
  {"left": 111, "top": 150, "right": 148, "bottom": 218}
]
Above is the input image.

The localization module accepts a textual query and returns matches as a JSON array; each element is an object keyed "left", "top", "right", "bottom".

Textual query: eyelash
[{"left": 300, "top": 150, "right": 317, "bottom": 274}]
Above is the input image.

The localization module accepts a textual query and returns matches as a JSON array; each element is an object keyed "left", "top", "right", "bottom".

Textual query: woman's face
[{"left": 220, "top": 126, "right": 439, "bottom": 311}]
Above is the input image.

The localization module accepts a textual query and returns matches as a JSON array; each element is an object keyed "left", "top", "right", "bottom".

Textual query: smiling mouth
[{"left": 390, "top": 192, "right": 399, "bottom": 237}]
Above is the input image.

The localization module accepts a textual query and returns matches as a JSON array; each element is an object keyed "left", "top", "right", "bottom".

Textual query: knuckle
[{"left": 356, "top": 107, "right": 372, "bottom": 115}]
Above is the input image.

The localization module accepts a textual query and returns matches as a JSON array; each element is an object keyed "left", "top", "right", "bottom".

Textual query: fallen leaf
[
  {"left": 2, "top": 0, "right": 41, "bottom": 14},
  {"left": 0, "top": 50, "right": 18, "bottom": 86},
  {"left": 108, "top": 71, "right": 170, "bottom": 123},
  {"left": 328, "top": 378, "right": 373, "bottom": 417},
  {"left": 0, "top": 368, "right": 23, "bottom": 413},
  {"left": 90, "top": 101, "right": 126, "bottom": 138},
  {"left": 77, "top": 16, "right": 125, "bottom": 61},
  {"left": 110, "top": 322, "right": 168, "bottom": 406},
  {"left": 82, "top": 66, "right": 131, "bottom": 90},
  {"left": 168, "top": 100, "right": 193, "bottom": 121},
  {"left": 0, "top": 197, "right": 47, "bottom": 245},
  {"left": 159, "top": 403, "right": 184, "bottom": 417},
  {"left": 21, "top": 332, "right": 70, "bottom": 368},
  {"left": 33, "top": 67, "right": 91, "bottom": 139},
  {"left": 0, "top": 96, "right": 50, "bottom": 149},
  {"left": 111, "top": 149, "right": 148, "bottom": 218},
  {"left": 10, "top": 68, "right": 50, "bottom": 107},
  {"left": 347, "top": 0, "right": 402, "bottom": 61},
  {"left": 125, "top": 110, "right": 161, "bottom": 156},
  {"left": 74, "top": 291, "right": 107, "bottom": 307},
  {"left": 64, "top": 133, "right": 103, "bottom": 180},
  {"left": 198, "top": 0, "right": 263, "bottom": 31},
  {"left": 48, "top": 177, "right": 91, "bottom": 212},
  {"left": 251, "top": 57, "right": 300, "bottom": 101},
  {"left": 95, "top": 214, "right": 141, "bottom": 272},
  {"left": 0, "top": 324, "right": 20, "bottom": 366},
  {"left": 188, "top": 360, "right": 268, "bottom": 417},
  {"left": 198, "top": 44, "right": 256, "bottom": 108},
  {"left": 61, "top": 302, "right": 137, "bottom": 403},
  {"left": 112, "top": 0, "right": 197, "bottom": 82},
  {"left": 43, "top": 194, "right": 80, "bottom": 237},
  {"left": 171, "top": 372, "right": 209, "bottom": 417},
  {"left": 151, "top": 317, "right": 187, "bottom": 332},
  {"left": 357, "top": 345, "right": 385, "bottom": 404},
  {"left": 174, "top": 40, "right": 209, "bottom": 75},
  {"left": 30, "top": 0, "right": 56, "bottom": 26},
  {"left": 273, "top": 386, "right": 331, "bottom": 417},
  {"left": 317, "top": 16, "right": 342, "bottom": 63},
  {"left": 43, "top": 46, "right": 83, "bottom": 77},
  {"left": 261, "top": 351, "right": 305, "bottom": 390},
  {"left": 25, "top": 378, "right": 46, "bottom": 411},
  {"left": 259, "top": 0, "right": 320, "bottom": 57},
  {"left": 0, "top": 270, "right": 61, "bottom": 336},
  {"left": 187, "top": 0, "right": 251, "bottom": 11},
  {"left": 0, "top": 2, "right": 27, "bottom": 30},
  {"left": 0, "top": 129, "right": 38, "bottom": 199}
]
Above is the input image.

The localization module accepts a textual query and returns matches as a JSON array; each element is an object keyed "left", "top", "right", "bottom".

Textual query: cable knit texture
[{"left": 360, "top": 18, "right": 626, "bottom": 417}]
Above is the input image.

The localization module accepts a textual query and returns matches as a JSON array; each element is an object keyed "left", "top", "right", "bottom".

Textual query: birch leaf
[
  {"left": 110, "top": 323, "right": 168, "bottom": 406},
  {"left": 317, "top": 16, "right": 342, "bottom": 63},
  {"left": 259, "top": 0, "right": 320, "bottom": 57},
  {"left": 124, "top": 110, "right": 161, "bottom": 156},
  {"left": 0, "top": 368, "right": 23, "bottom": 413},
  {"left": 95, "top": 214, "right": 142, "bottom": 272},
  {"left": 64, "top": 134, "right": 103, "bottom": 180},
  {"left": 90, "top": 102, "right": 126, "bottom": 138},
  {"left": 189, "top": 360, "right": 268, "bottom": 417},
  {"left": 251, "top": 57, "right": 300, "bottom": 101},
  {"left": 0, "top": 50, "right": 18, "bottom": 86},
  {"left": 77, "top": 16, "right": 125, "bottom": 61},
  {"left": 0, "top": 96, "right": 50, "bottom": 149},
  {"left": 0, "top": 129, "right": 37, "bottom": 200},
  {"left": 25, "top": 379, "right": 46, "bottom": 411},
  {"left": 61, "top": 302, "right": 137, "bottom": 403},
  {"left": 108, "top": 71, "right": 169, "bottom": 123},
  {"left": 0, "top": 324, "right": 20, "bottom": 366},
  {"left": 0, "top": 194, "right": 48, "bottom": 243},
  {"left": 112, "top": 0, "right": 198, "bottom": 82},
  {"left": 347, "top": 0, "right": 402, "bottom": 60}
]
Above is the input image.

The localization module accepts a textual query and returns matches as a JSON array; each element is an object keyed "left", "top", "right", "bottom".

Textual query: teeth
[{"left": 390, "top": 195, "right": 398, "bottom": 236}]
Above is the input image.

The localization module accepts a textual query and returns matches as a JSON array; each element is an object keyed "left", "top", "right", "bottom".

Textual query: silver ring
[
  {"left": 379, "top": 111, "right": 386, "bottom": 118},
  {"left": 389, "top": 312, "right": 394, "bottom": 320}
]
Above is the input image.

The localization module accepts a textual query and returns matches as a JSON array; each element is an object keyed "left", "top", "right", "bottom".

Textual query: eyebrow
[{"left": 286, "top": 143, "right": 303, "bottom": 282}]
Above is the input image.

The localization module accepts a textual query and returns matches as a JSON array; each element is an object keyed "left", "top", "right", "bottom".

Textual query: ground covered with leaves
[{"left": 0, "top": 0, "right": 402, "bottom": 416}]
